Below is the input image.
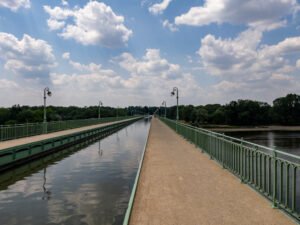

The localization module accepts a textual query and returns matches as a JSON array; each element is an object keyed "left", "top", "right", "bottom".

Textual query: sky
[{"left": 0, "top": 0, "right": 300, "bottom": 107}]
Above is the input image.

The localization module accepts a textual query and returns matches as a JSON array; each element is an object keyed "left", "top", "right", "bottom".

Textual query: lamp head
[
  {"left": 47, "top": 90, "right": 52, "bottom": 97},
  {"left": 171, "top": 91, "right": 175, "bottom": 96}
]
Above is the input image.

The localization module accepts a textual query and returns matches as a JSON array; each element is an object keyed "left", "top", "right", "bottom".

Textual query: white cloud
[
  {"left": 0, "top": 32, "right": 56, "bottom": 77},
  {"left": 196, "top": 27, "right": 300, "bottom": 103},
  {"left": 198, "top": 28, "right": 300, "bottom": 79},
  {"left": 175, "top": 0, "right": 298, "bottom": 29},
  {"left": 0, "top": 79, "right": 19, "bottom": 88},
  {"left": 296, "top": 59, "right": 300, "bottom": 68},
  {"left": 47, "top": 49, "right": 203, "bottom": 106},
  {"left": 44, "top": 1, "right": 132, "bottom": 48},
  {"left": 47, "top": 18, "right": 65, "bottom": 31},
  {"left": 0, "top": 0, "right": 30, "bottom": 11},
  {"left": 162, "top": 20, "right": 178, "bottom": 32},
  {"left": 61, "top": 0, "right": 68, "bottom": 6},
  {"left": 149, "top": 0, "right": 172, "bottom": 15},
  {"left": 117, "top": 49, "right": 180, "bottom": 79},
  {"left": 62, "top": 52, "right": 70, "bottom": 60}
]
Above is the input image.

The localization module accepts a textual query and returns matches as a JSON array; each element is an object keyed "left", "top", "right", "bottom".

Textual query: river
[
  {"left": 0, "top": 119, "right": 151, "bottom": 225},
  {"left": 225, "top": 131, "right": 300, "bottom": 156}
]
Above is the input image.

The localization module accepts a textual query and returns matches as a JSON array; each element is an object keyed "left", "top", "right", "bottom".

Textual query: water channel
[{"left": 0, "top": 119, "right": 151, "bottom": 225}]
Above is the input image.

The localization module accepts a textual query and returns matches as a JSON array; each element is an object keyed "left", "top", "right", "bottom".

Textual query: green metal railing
[
  {"left": 160, "top": 117, "right": 300, "bottom": 221},
  {"left": 0, "top": 116, "right": 133, "bottom": 142},
  {"left": 0, "top": 117, "right": 141, "bottom": 171}
]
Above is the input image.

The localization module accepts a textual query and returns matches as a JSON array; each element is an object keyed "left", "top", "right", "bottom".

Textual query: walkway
[
  {"left": 130, "top": 118, "right": 295, "bottom": 225},
  {"left": 0, "top": 118, "right": 135, "bottom": 150}
]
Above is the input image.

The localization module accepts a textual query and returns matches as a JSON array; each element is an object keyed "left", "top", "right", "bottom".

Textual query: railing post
[
  {"left": 272, "top": 146, "right": 278, "bottom": 208},
  {"left": 0, "top": 125, "right": 2, "bottom": 141},
  {"left": 240, "top": 138, "right": 245, "bottom": 184},
  {"left": 222, "top": 134, "right": 227, "bottom": 169}
]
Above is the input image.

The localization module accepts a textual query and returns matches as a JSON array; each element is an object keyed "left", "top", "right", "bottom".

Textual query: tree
[{"left": 273, "top": 94, "right": 300, "bottom": 125}]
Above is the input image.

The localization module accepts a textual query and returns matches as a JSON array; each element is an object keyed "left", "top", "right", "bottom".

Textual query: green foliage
[
  {"left": 1, "top": 93, "right": 299, "bottom": 126},
  {"left": 0, "top": 105, "right": 149, "bottom": 125},
  {"left": 165, "top": 93, "right": 300, "bottom": 126}
]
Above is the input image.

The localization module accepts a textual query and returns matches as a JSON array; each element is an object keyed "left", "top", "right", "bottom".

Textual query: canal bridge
[{"left": 0, "top": 116, "right": 299, "bottom": 224}]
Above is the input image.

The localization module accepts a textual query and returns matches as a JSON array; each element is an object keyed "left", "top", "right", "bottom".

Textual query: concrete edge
[{"left": 122, "top": 117, "right": 152, "bottom": 225}]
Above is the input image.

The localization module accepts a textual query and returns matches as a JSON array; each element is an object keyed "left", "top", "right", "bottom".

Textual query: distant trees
[
  {"left": 164, "top": 94, "right": 300, "bottom": 126},
  {"left": 0, "top": 105, "right": 158, "bottom": 125},
  {"left": 272, "top": 94, "right": 300, "bottom": 125},
  {"left": 1, "top": 93, "right": 299, "bottom": 126}
]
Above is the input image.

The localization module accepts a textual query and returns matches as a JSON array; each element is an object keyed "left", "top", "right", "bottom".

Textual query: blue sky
[{"left": 0, "top": 0, "right": 300, "bottom": 107}]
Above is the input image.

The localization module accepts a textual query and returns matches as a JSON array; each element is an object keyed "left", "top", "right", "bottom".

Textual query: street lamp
[
  {"left": 171, "top": 87, "right": 179, "bottom": 121},
  {"left": 43, "top": 87, "right": 52, "bottom": 133},
  {"left": 162, "top": 101, "right": 167, "bottom": 118},
  {"left": 171, "top": 87, "right": 179, "bottom": 132},
  {"left": 98, "top": 101, "right": 103, "bottom": 119}
]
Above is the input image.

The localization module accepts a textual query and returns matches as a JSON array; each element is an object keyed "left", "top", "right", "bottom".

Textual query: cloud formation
[
  {"left": 117, "top": 49, "right": 180, "bottom": 79},
  {"left": 198, "top": 27, "right": 300, "bottom": 102},
  {"left": 48, "top": 50, "right": 201, "bottom": 106},
  {"left": 199, "top": 28, "right": 300, "bottom": 79},
  {"left": 149, "top": 0, "right": 172, "bottom": 15},
  {"left": 0, "top": 32, "right": 56, "bottom": 77},
  {"left": 162, "top": 20, "right": 178, "bottom": 32},
  {"left": 0, "top": 0, "right": 30, "bottom": 11},
  {"left": 44, "top": 1, "right": 132, "bottom": 48},
  {"left": 175, "top": 0, "right": 298, "bottom": 29}
]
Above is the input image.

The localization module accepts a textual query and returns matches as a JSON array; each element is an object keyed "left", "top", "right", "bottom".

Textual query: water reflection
[
  {"left": 42, "top": 168, "right": 51, "bottom": 201},
  {"left": 225, "top": 131, "right": 300, "bottom": 156},
  {"left": 98, "top": 140, "right": 103, "bottom": 158},
  {"left": 0, "top": 119, "right": 151, "bottom": 225}
]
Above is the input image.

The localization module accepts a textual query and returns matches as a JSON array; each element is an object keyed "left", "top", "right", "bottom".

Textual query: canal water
[
  {"left": 225, "top": 131, "right": 300, "bottom": 156},
  {"left": 0, "top": 119, "right": 151, "bottom": 225}
]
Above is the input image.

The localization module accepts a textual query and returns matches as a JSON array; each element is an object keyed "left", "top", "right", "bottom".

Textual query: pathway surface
[
  {"left": 0, "top": 118, "right": 136, "bottom": 150},
  {"left": 130, "top": 118, "right": 295, "bottom": 225}
]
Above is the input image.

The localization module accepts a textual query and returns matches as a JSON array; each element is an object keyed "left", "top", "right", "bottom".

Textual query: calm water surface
[
  {"left": 225, "top": 131, "right": 300, "bottom": 156},
  {"left": 0, "top": 119, "right": 150, "bottom": 225}
]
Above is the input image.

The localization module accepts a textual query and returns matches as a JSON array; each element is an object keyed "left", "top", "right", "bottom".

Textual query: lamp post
[
  {"left": 43, "top": 87, "right": 52, "bottom": 133},
  {"left": 162, "top": 101, "right": 167, "bottom": 118},
  {"left": 98, "top": 101, "right": 103, "bottom": 119},
  {"left": 171, "top": 87, "right": 179, "bottom": 131}
]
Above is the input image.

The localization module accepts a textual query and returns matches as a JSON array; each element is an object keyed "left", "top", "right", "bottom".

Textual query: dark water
[
  {"left": 225, "top": 131, "right": 300, "bottom": 156},
  {"left": 0, "top": 119, "right": 150, "bottom": 225}
]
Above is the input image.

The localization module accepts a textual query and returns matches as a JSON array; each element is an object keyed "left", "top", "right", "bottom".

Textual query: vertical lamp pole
[
  {"left": 98, "top": 101, "right": 103, "bottom": 119},
  {"left": 162, "top": 101, "right": 167, "bottom": 118},
  {"left": 43, "top": 87, "right": 52, "bottom": 133},
  {"left": 171, "top": 87, "right": 179, "bottom": 131}
]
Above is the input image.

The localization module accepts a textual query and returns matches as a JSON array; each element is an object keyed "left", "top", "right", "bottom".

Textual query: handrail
[
  {"left": 0, "top": 116, "right": 135, "bottom": 142},
  {"left": 123, "top": 117, "right": 152, "bottom": 225},
  {"left": 178, "top": 120, "right": 300, "bottom": 161},
  {"left": 160, "top": 117, "right": 300, "bottom": 221}
]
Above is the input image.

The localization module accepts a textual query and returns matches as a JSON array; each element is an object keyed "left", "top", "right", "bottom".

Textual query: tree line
[
  {"left": 162, "top": 93, "right": 300, "bottom": 126},
  {"left": 0, "top": 105, "right": 157, "bottom": 125},
  {"left": 0, "top": 93, "right": 299, "bottom": 126}
]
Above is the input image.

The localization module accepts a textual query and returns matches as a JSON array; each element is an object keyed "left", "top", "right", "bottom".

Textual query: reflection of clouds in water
[
  {"left": 0, "top": 170, "right": 53, "bottom": 201},
  {"left": 0, "top": 120, "right": 151, "bottom": 225}
]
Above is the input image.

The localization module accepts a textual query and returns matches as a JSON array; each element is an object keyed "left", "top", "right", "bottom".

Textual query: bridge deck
[
  {"left": 0, "top": 118, "right": 133, "bottom": 150},
  {"left": 130, "top": 118, "right": 295, "bottom": 225}
]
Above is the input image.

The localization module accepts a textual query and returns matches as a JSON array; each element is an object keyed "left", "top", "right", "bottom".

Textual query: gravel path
[{"left": 130, "top": 118, "right": 296, "bottom": 225}]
